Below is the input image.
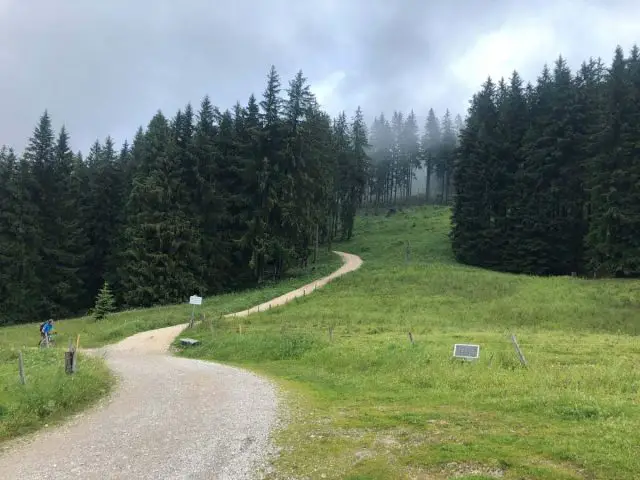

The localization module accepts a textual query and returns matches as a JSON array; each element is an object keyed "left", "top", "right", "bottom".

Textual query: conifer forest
[
  {"left": 452, "top": 45, "right": 640, "bottom": 278},
  {"left": 2, "top": 44, "right": 640, "bottom": 324}
]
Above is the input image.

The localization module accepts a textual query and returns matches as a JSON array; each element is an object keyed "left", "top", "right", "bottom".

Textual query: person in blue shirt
[{"left": 40, "top": 319, "right": 54, "bottom": 345}]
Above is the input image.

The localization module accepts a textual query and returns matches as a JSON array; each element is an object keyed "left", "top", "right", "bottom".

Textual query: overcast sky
[{"left": 1, "top": 0, "right": 639, "bottom": 153}]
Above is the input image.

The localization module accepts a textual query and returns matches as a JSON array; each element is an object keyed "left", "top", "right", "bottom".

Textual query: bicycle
[{"left": 38, "top": 332, "right": 56, "bottom": 348}]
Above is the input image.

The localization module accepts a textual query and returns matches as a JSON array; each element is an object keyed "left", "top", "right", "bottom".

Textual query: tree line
[
  {"left": 0, "top": 67, "right": 369, "bottom": 324},
  {"left": 452, "top": 44, "right": 640, "bottom": 277}
]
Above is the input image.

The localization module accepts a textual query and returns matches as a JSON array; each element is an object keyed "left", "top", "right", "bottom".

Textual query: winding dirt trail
[{"left": 0, "top": 251, "right": 362, "bottom": 480}]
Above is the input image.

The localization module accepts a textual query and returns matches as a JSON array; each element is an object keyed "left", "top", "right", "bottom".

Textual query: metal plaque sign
[
  {"left": 453, "top": 343, "right": 480, "bottom": 360},
  {"left": 189, "top": 295, "right": 203, "bottom": 306}
]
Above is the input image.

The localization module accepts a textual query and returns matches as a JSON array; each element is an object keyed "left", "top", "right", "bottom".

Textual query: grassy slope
[
  {"left": 0, "top": 249, "right": 341, "bottom": 443},
  {"left": 176, "top": 206, "right": 640, "bottom": 480},
  {"left": 0, "top": 349, "right": 112, "bottom": 443}
]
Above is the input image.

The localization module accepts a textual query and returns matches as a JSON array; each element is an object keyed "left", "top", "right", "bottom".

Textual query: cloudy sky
[{"left": 0, "top": 0, "right": 638, "bottom": 152}]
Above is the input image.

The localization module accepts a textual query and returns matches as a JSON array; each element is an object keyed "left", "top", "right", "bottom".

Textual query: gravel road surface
[{"left": 0, "top": 251, "right": 362, "bottom": 480}]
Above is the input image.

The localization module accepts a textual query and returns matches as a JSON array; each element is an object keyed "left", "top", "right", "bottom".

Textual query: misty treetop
[
  {"left": 366, "top": 108, "right": 462, "bottom": 206},
  {"left": 452, "top": 44, "right": 640, "bottom": 278},
  {"left": 0, "top": 67, "right": 369, "bottom": 324}
]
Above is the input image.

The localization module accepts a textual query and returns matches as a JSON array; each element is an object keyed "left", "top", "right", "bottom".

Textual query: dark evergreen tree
[
  {"left": 401, "top": 110, "right": 420, "bottom": 198},
  {"left": 0, "top": 148, "right": 42, "bottom": 323},
  {"left": 498, "top": 71, "right": 532, "bottom": 271},
  {"left": 257, "top": 66, "right": 285, "bottom": 280},
  {"left": 451, "top": 78, "right": 500, "bottom": 265},
  {"left": 586, "top": 46, "right": 640, "bottom": 275},
  {"left": 422, "top": 109, "right": 440, "bottom": 203},
  {"left": 343, "top": 107, "right": 369, "bottom": 239},
  {"left": 121, "top": 112, "right": 202, "bottom": 307},
  {"left": 192, "top": 96, "right": 228, "bottom": 292},
  {"left": 438, "top": 110, "right": 457, "bottom": 204}
]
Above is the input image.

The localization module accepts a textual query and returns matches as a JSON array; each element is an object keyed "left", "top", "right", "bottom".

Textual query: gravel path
[{"left": 0, "top": 251, "right": 362, "bottom": 480}]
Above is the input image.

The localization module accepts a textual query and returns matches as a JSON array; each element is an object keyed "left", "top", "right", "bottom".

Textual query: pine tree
[
  {"left": 303, "top": 103, "right": 334, "bottom": 261},
  {"left": 93, "top": 281, "right": 116, "bottom": 321},
  {"left": 82, "top": 136, "right": 125, "bottom": 300},
  {"left": 283, "top": 70, "right": 315, "bottom": 266},
  {"left": 498, "top": 71, "right": 532, "bottom": 271},
  {"left": 0, "top": 148, "right": 42, "bottom": 323},
  {"left": 331, "top": 112, "right": 352, "bottom": 241},
  {"left": 237, "top": 94, "right": 267, "bottom": 284},
  {"left": 452, "top": 78, "right": 500, "bottom": 265},
  {"left": 215, "top": 108, "right": 250, "bottom": 284},
  {"left": 23, "top": 112, "right": 55, "bottom": 316},
  {"left": 344, "top": 107, "right": 369, "bottom": 239},
  {"left": 193, "top": 96, "right": 227, "bottom": 292},
  {"left": 121, "top": 112, "right": 202, "bottom": 307},
  {"left": 401, "top": 111, "right": 420, "bottom": 198},
  {"left": 517, "top": 65, "right": 558, "bottom": 274},
  {"left": 586, "top": 46, "right": 640, "bottom": 275},
  {"left": 438, "top": 110, "right": 456, "bottom": 203},
  {"left": 422, "top": 109, "right": 440, "bottom": 203},
  {"left": 49, "top": 126, "right": 87, "bottom": 312},
  {"left": 258, "top": 66, "right": 286, "bottom": 280}
]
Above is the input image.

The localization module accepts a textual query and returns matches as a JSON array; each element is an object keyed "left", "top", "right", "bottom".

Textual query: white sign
[
  {"left": 189, "top": 295, "right": 203, "bottom": 306},
  {"left": 452, "top": 343, "right": 480, "bottom": 360}
]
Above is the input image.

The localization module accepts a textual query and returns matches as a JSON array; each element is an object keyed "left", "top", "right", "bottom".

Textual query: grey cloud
[{"left": 0, "top": 0, "right": 638, "bottom": 152}]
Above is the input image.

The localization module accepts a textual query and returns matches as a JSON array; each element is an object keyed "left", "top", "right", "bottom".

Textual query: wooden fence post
[
  {"left": 18, "top": 351, "right": 25, "bottom": 385},
  {"left": 65, "top": 337, "right": 77, "bottom": 374},
  {"left": 511, "top": 334, "right": 528, "bottom": 367}
]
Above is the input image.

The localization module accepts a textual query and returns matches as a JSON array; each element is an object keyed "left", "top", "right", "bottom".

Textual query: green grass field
[
  {"left": 176, "top": 206, "right": 640, "bottom": 480},
  {"left": 0, "top": 249, "right": 340, "bottom": 444},
  {"left": 0, "top": 348, "right": 113, "bottom": 443}
]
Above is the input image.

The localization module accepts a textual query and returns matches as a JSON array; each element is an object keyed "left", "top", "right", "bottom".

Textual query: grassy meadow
[
  {"left": 0, "top": 249, "right": 341, "bottom": 443},
  {"left": 176, "top": 206, "right": 640, "bottom": 480},
  {"left": 0, "top": 348, "right": 113, "bottom": 443}
]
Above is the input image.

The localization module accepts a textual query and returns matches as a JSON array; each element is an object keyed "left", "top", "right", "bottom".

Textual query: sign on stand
[{"left": 189, "top": 295, "right": 203, "bottom": 328}]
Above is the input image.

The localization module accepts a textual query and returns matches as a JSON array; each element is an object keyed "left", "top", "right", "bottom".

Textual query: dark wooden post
[{"left": 18, "top": 351, "right": 26, "bottom": 384}]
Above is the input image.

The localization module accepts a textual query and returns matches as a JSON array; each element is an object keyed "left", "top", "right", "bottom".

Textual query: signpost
[
  {"left": 452, "top": 343, "right": 480, "bottom": 361},
  {"left": 189, "top": 295, "right": 203, "bottom": 328}
]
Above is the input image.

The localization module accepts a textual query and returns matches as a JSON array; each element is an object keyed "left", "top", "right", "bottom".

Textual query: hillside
[{"left": 177, "top": 206, "right": 640, "bottom": 480}]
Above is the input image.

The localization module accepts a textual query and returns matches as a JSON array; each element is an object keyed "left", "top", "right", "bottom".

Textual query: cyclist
[{"left": 40, "top": 319, "right": 54, "bottom": 346}]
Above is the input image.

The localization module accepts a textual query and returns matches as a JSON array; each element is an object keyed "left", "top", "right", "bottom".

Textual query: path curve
[{"left": 0, "top": 251, "right": 362, "bottom": 480}]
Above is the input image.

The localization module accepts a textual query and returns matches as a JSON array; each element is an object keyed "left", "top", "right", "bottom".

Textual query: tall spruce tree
[
  {"left": 0, "top": 148, "right": 42, "bottom": 323},
  {"left": 438, "top": 110, "right": 456, "bottom": 204},
  {"left": 121, "top": 112, "right": 202, "bottom": 307},
  {"left": 498, "top": 71, "right": 532, "bottom": 271},
  {"left": 422, "top": 109, "right": 441, "bottom": 203},
  {"left": 452, "top": 78, "right": 500, "bottom": 265},
  {"left": 586, "top": 46, "right": 640, "bottom": 275}
]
